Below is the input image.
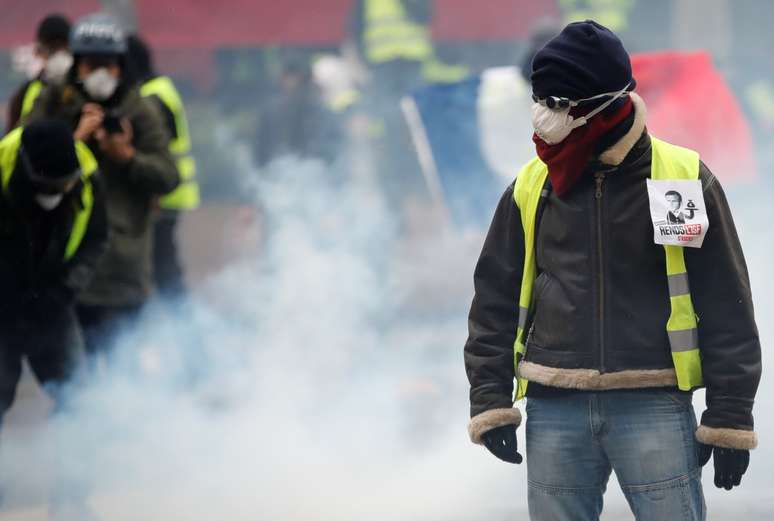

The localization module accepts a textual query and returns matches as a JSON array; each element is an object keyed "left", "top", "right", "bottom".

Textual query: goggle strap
[
  {"left": 573, "top": 82, "right": 632, "bottom": 105},
  {"left": 574, "top": 83, "right": 631, "bottom": 125},
  {"left": 533, "top": 81, "right": 632, "bottom": 109}
]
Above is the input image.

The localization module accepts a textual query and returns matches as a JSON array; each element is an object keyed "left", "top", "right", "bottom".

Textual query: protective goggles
[
  {"left": 532, "top": 82, "right": 632, "bottom": 110},
  {"left": 19, "top": 146, "right": 81, "bottom": 194}
]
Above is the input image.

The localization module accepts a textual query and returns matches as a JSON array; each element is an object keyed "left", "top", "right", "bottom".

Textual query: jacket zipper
[{"left": 594, "top": 171, "right": 606, "bottom": 373}]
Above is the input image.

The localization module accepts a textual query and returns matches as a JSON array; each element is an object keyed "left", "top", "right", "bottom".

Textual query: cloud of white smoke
[
  {"left": 0, "top": 154, "right": 525, "bottom": 521},
  {"left": 1, "top": 122, "right": 772, "bottom": 521}
]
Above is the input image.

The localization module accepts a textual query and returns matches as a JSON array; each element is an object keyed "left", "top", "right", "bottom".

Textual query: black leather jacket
[{"left": 465, "top": 127, "right": 761, "bottom": 446}]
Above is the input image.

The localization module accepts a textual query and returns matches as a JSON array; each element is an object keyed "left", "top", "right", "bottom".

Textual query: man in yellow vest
[
  {"left": 6, "top": 14, "right": 73, "bottom": 134},
  {"left": 464, "top": 21, "right": 761, "bottom": 520},
  {"left": 0, "top": 120, "right": 107, "bottom": 426},
  {"left": 350, "top": 0, "right": 432, "bottom": 96},
  {"left": 127, "top": 34, "right": 197, "bottom": 299},
  {"left": 349, "top": 0, "right": 442, "bottom": 213}
]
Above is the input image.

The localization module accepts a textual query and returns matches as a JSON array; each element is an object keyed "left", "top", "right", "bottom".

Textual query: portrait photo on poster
[{"left": 646, "top": 179, "right": 709, "bottom": 248}]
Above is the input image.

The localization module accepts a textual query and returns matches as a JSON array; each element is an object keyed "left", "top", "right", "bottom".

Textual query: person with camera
[{"left": 26, "top": 13, "right": 179, "bottom": 362}]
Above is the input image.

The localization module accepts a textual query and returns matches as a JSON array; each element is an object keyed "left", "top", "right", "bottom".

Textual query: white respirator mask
[
  {"left": 531, "top": 82, "right": 631, "bottom": 145},
  {"left": 35, "top": 193, "right": 64, "bottom": 211},
  {"left": 43, "top": 51, "right": 73, "bottom": 85},
  {"left": 83, "top": 68, "right": 119, "bottom": 101}
]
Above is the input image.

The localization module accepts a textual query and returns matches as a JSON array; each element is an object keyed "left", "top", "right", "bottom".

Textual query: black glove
[
  {"left": 481, "top": 424, "right": 523, "bottom": 464},
  {"left": 698, "top": 443, "right": 750, "bottom": 490}
]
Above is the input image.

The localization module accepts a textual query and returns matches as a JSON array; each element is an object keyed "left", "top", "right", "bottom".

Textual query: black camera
[{"left": 102, "top": 112, "right": 124, "bottom": 134}]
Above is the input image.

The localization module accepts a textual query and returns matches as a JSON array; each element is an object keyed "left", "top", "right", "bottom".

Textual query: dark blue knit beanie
[{"left": 531, "top": 20, "right": 635, "bottom": 100}]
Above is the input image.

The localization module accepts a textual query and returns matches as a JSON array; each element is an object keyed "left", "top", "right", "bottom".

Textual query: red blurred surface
[
  {"left": 0, "top": 0, "right": 559, "bottom": 49},
  {"left": 433, "top": 0, "right": 558, "bottom": 42},
  {"left": 632, "top": 51, "right": 757, "bottom": 183},
  {"left": 136, "top": 0, "right": 353, "bottom": 49},
  {"left": 134, "top": 0, "right": 558, "bottom": 49},
  {"left": 0, "top": 0, "right": 101, "bottom": 47}
]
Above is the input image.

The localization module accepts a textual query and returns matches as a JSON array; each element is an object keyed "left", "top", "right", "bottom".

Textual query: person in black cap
[
  {"left": 464, "top": 20, "right": 760, "bottom": 520},
  {"left": 0, "top": 119, "right": 108, "bottom": 427},
  {"left": 5, "top": 14, "right": 73, "bottom": 133}
]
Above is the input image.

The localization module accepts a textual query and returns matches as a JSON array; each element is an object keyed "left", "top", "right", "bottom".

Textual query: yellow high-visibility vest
[
  {"left": 560, "top": 0, "right": 635, "bottom": 33},
  {"left": 512, "top": 136, "right": 703, "bottom": 399},
  {"left": 141, "top": 76, "right": 199, "bottom": 210},
  {"left": 0, "top": 128, "right": 98, "bottom": 261},
  {"left": 20, "top": 79, "right": 44, "bottom": 121},
  {"left": 364, "top": 0, "right": 433, "bottom": 64}
]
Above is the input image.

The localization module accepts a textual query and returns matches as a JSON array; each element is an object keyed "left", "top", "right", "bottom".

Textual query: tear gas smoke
[
  {"left": 0, "top": 130, "right": 772, "bottom": 521},
  {"left": 0, "top": 155, "right": 516, "bottom": 520}
]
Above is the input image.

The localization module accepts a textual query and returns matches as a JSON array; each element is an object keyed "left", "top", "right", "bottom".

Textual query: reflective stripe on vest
[
  {"left": 560, "top": 0, "right": 635, "bottom": 32},
  {"left": 140, "top": 76, "right": 200, "bottom": 210},
  {"left": 364, "top": 0, "right": 433, "bottom": 64},
  {"left": 650, "top": 136, "right": 703, "bottom": 390},
  {"left": 20, "top": 80, "right": 44, "bottom": 120},
  {"left": 421, "top": 57, "right": 469, "bottom": 84},
  {"left": 512, "top": 136, "right": 703, "bottom": 400},
  {"left": 0, "top": 128, "right": 97, "bottom": 261}
]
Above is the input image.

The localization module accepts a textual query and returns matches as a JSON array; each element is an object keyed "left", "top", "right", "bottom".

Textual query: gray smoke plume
[{"left": 0, "top": 142, "right": 772, "bottom": 521}]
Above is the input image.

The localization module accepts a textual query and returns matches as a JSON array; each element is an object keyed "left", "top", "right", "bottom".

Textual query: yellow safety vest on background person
[
  {"left": 512, "top": 136, "right": 703, "bottom": 400},
  {"left": 0, "top": 128, "right": 98, "bottom": 261},
  {"left": 140, "top": 76, "right": 200, "bottom": 211},
  {"left": 421, "top": 56, "right": 469, "bottom": 84},
  {"left": 20, "top": 79, "right": 44, "bottom": 121},
  {"left": 364, "top": 0, "right": 433, "bottom": 64},
  {"left": 560, "top": 0, "right": 635, "bottom": 32}
]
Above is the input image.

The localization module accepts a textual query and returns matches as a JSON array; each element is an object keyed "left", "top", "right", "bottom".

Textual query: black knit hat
[
  {"left": 37, "top": 14, "right": 71, "bottom": 48},
  {"left": 531, "top": 20, "right": 635, "bottom": 100},
  {"left": 21, "top": 120, "right": 80, "bottom": 181}
]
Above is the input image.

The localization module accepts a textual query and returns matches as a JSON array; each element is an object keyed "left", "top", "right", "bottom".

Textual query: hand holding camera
[{"left": 96, "top": 113, "right": 135, "bottom": 164}]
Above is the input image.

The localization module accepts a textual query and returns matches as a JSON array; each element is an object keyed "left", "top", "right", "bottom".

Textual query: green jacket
[{"left": 26, "top": 84, "right": 180, "bottom": 307}]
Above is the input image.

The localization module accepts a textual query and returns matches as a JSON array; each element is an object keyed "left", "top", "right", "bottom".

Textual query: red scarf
[{"left": 534, "top": 98, "right": 634, "bottom": 197}]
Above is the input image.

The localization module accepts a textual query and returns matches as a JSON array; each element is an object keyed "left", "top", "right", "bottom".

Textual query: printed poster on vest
[{"left": 646, "top": 179, "right": 708, "bottom": 248}]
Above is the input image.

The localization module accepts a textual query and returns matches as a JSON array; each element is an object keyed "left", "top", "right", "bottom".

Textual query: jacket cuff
[
  {"left": 696, "top": 425, "right": 758, "bottom": 450},
  {"left": 468, "top": 407, "right": 521, "bottom": 445}
]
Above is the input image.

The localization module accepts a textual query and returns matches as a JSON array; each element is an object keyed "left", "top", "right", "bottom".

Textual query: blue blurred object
[{"left": 407, "top": 77, "right": 503, "bottom": 229}]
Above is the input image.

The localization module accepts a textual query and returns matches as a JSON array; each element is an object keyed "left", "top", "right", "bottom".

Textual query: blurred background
[{"left": 0, "top": 1, "right": 772, "bottom": 520}]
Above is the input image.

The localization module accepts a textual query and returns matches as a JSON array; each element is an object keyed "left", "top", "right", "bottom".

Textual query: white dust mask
[
  {"left": 83, "top": 68, "right": 118, "bottom": 101},
  {"left": 531, "top": 83, "right": 631, "bottom": 145},
  {"left": 35, "top": 193, "right": 63, "bottom": 211},
  {"left": 43, "top": 51, "right": 73, "bottom": 85}
]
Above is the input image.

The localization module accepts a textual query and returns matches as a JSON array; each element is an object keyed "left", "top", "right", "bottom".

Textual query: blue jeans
[{"left": 526, "top": 390, "right": 705, "bottom": 521}]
